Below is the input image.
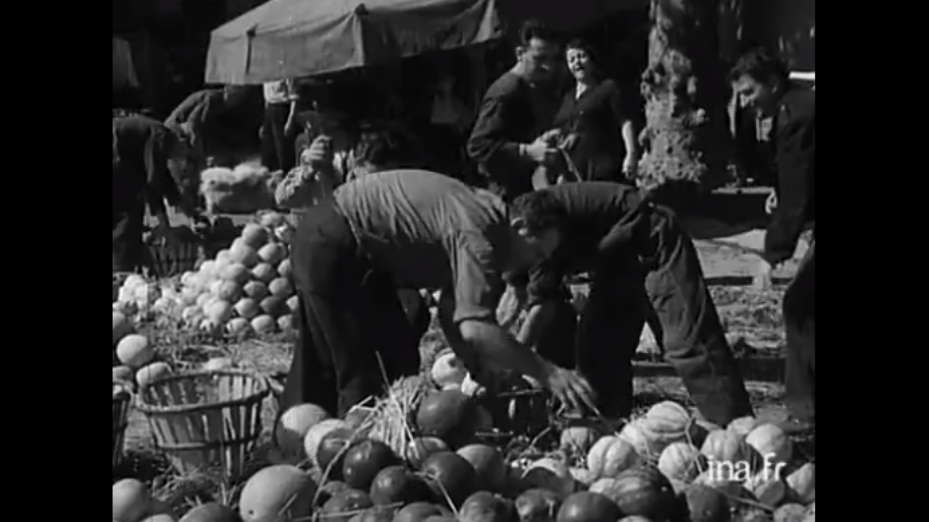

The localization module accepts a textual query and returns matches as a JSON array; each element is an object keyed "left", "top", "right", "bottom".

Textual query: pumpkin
[
  {"left": 514, "top": 489, "right": 562, "bottom": 522},
  {"left": 560, "top": 426, "right": 599, "bottom": 455},
  {"left": 773, "top": 504, "right": 807, "bottom": 522},
  {"left": 178, "top": 502, "right": 241, "bottom": 522},
  {"left": 597, "top": 466, "right": 675, "bottom": 521},
  {"left": 421, "top": 451, "right": 477, "bottom": 507},
  {"left": 701, "top": 429, "right": 755, "bottom": 469},
  {"left": 342, "top": 439, "right": 401, "bottom": 491},
  {"left": 658, "top": 442, "right": 705, "bottom": 483},
  {"left": 586, "top": 436, "right": 640, "bottom": 479},
  {"left": 743, "top": 473, "right": 787, "bottom": 508},
  {"left": 684, "top": 483, "right": 732, "bottom": 522},
  {"left": 555, "top": 492, "right": 621, "bottom": 522},
  {"left": 416, "top": 389, "right": 479, "bottom": 448},
  {"left": 745, "top": 424, "right": 792, "bottom": 467},
  {"left": 458, "top": 491, "right": 516, "bottom": 522},
  {"left": 113, "top": 478, "right": 152, "bottom": 522},
  {"left": 406, "top": 437, "right": 450, "bottom": 469},
  {"left": 370, "top": 465, "right": 432, "bottom": 506},
  {"left": 727, "top": 416, "right": 761, "bottom": 438},
  {"left": 275, "top": 404, "right": 330, "bottom": 458},
  {"left": 320, "top": 489, "right": 373, "bottom": 522},
  {"left": 785, "top": 463, "right": 814, "bottom": 504},
  {"left": 238, "top": 465, "right": 315, "bottom": 522},
  {"left": 521, "top": 458, "right": 576, "bottom": 497},
  {"left": 393, "top": 503, "right": 452, "bottom": 522},
  {"left": 457, "top": 444, "right": 508, "bottom": 493}
]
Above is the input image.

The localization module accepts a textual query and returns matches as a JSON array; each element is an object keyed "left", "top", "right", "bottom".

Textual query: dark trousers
[
  {"left": 783, "top": 239, "right": 815, "bottom": 422},
  {"left": 577, "top": 204, "right": 754, "bottom": 426},
  {"left": 261, "top": 103, "right": 296, "bottom": 173},
  {"left": 281, "top": 201, "right": 422, "bottom": 417}
]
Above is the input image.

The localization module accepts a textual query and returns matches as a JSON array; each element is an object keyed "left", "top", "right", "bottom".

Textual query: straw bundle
[{"left": 353, "top": 374, "right": 433, "bottom": 458}]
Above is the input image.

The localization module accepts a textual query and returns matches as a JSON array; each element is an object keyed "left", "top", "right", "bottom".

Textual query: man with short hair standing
[
  {"left": 467, "top": 19, "right": 563, "bottom": 203},
  {"left": 730, "top": 49, "right": 815, "bottom": 434},
  {"left": 262, "top": 79, "right": 300, "bottom": 173}
]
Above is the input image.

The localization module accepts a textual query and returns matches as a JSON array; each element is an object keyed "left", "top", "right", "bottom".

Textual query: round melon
[
  {"left": 269, "top": 278, "right": 294, "bottom": 299},
  {"left": 260, "top": 296, "right": 288, "bottom": 317},
  {"left": 258, "top": 243, "right": 288, "bottom": 265},
  {"left": 785, "top": 463, "right": 814, "bottom": 504},
  {"left": 260, "top": 212, "right": 286, "bottom": 229},
  {"left": 457, "top": 444, "right": 507, "bottom": 493},
  {"left": 684, "top": 483, "right": 731, "bottom": 522},
  {"left": 727, "top": 416, "right": 760, "bottom": 438},
  {"left": 250, "top": 315, "right": 277, "bottom": 335},
  {"left": 286, "top": 295, "right": 299, "bottom": 313},
  {"left": 180, "top": 271, "right": 197, "bottom": 286},
  {"left": 521, "top": 458, "right": 576, "bottom": 498},
  {"left": 415, "top": 389, "right": 478, "bottom": 448},
  {"left": 113, "top": 312, "right": 134, "bottom": 346},
  {"left": 241, "top": 224, "right": 270, "bottom": 249},
  {"left": 238, "top": 465, "right": 315, "bottom": 522},
  {"left": 405, "top": 437, "right": 450, "bottom": 468},
  {"left": 305, "top": 418, "right": 350, "bottom": 466},
  {"left": 774, "top": 503, "right": 807, "bottom": 522},
  {"left": 234, "top": 298, "right": 261, "bottom": 320},
  {"left": 596, "top": 466, "right": 675, "bottom": 521},
  {"left": 113, "top": 365, "right": 134, "bottom": 383},
  {"left": 205, "top": 300, "right": 234, "bottom": 324},
  {"left": 251, "top": 263, "right": 277, "bottom": 284},
  {"left": 202, "top": 357, "right": 235, "bottom": 371},
  {"left": 616, "top": 421, "right": 650, "bottom": 457},
  {"left": 113, "top": 478, "right": 152, "bottom": 522},
  {"left": 230, "top": 240, "right": 260, "bottom": 268},
  {"left": 342, "top": 439, "right": 401, "bottom": 491},
  {"left": 199, "top": 260, "right": 219, "bottom": 276},
  {"left": 701, "top": 429, "right": 754, "bottom": 468},
  {"left": 569, "top": 467, "right": 598, "bottom": 487},
  {"left": 393, "top": 503, "right": 451, "bottom": 522},
  {"left": 243, "top": 280, "right": 270, "bottom": 300},
  {"left": 216, "top": 281, "right": 242, "bottom": 302},
  {"left": 221, "top": 263, "right": 251, "bottom": 285},
  {"left": 515, "top": 488, "right": 562, "bottom": 522},
  {"left": 586, "top": 435, "right": 639, "bottom": 479},
  {"left": 431, "top": 351, "right": 466, "bottom": 389},
  {"left": 560, "top": 426, "right": 599, "bottom": 455},
  {"left": 321, "top": 489, "right": 373, "bottom": 522},
  {"left": 317, "top": 481, "right": 351, "bottom": 506},
  {"left": 277, "top": 315, "right": 293, "bottom": 331},
  {"left": 178, "top": 502, "right": 242, "bottom": 522},
  {"left": 458, "top": 491, "right": 515, "bottom": 522},
  {"left": 638, "top": 401, "right": 706, "bottom": 456},
  {"left": 196, "top": 292, "right": 215, "bottom": 309},
  {"left": 278, "top": 259, "right": 293, "bottom": 279},
  {"left": 658, "top": 442, "right": 705, "bottom": 483},
  {"left": 215, "top": 249, "right": 232, "bottom": 265},
  {"left": 744, "top": 472, "right": 786, "bottom": 508},
  {"left": 317, "top": 428, "right": 355, "bottom": 479},
  {"left": 745, "top": 424, "right": 792, "bottom": 467},
  {"left": 421, "top": 451, "right": 477, "bottom": 507},
  {"left": 555, "top": 492, "right": 621, "bottom": 522},
  {"left": 116, "top": 334, "right": 154, "bottom": 369},
  {"left": 226, "top": 318, "right": 251, "bottom": 336},
  {"left": 369, "top": 465, "right": 432, "bottom": 506},
  {"left": 275, "top": 404, "right": 331, "bottom": 457},
  {"left": 136, "top": 362, "right": 172, "bottom": 389}
]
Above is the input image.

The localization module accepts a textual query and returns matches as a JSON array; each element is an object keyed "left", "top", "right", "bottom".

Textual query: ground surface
[{"left": 116, "top": 223, "right": 809, "bottom": 513}]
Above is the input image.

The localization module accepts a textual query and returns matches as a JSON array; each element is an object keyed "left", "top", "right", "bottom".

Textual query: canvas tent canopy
[{"left": 205, "top": 0, "right": 503, "bottom": 85}]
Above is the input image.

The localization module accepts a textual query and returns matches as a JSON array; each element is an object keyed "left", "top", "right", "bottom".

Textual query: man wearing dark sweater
[
  {"left": 467, "top": 20, "right": 562, "bottom": 202},
  {"left": 730, "top": 49, "right": 815, "bottom": 433}
]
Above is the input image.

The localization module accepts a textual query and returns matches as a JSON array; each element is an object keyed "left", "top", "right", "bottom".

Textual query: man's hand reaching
[{"left": 542, "top": 363, "right": 597, "bottom": 414}]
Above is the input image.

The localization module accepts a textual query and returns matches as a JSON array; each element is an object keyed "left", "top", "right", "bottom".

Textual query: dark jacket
[
  {"left": 765, "top": 86, "right": 815, "bottom": 265},
  {"left": 112, "top": 115, "right": 180, "bottom": 217}
]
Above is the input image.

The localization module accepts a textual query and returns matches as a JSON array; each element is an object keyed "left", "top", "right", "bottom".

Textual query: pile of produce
[
  {"left": 113, "top": 212, "right": 299, "bottom": 338},
  {"left": 114, "top": 346, "right": 815, "bottom": 522}
]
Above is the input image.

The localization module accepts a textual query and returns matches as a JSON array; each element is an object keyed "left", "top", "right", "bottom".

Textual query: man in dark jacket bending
[
  {"left": 506, "top": 182, "right": 754, "bottom": 427},
  {"left": 731, "top": 49, "right": 815, "bottom": 433}
]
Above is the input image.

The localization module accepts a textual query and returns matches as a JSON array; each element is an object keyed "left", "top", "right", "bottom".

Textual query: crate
[{"left": 135, "top": 370, "right": 269, "bottom": 479}]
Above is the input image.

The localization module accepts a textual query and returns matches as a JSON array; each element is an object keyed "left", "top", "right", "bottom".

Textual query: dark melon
[
  {"left": 685, "top": 483, "right": 732, "bottom": 522},
  {"left": 605, "top": 466, "right": 676, "bottom": 521},
  {"left": 320, "top": 489, "right": 374, "bottom": 522},
  {"left": 420, "top": 451, "right": 477, "bottom": 507},
  {"left": 369, "top": 465, "right": 433, "bottom": 506},
  {"left": 416, "top": 390, "right": 479, "bottom": 448},
  {"left": 343, "top": 439, "right": 401, "bottom": 491},
  {"left": 406, "top": 437, "right": 450, "bottom": 469},
  {"left": 458, "top": 491, "right": 517, "bottom": 522},
  {"left": 515, "top": 489, "right": 563, "bottom": 522},
  {"left": 555, "top": 492, "right": 621, "bottom": 522},
  {"left": 392, "top": 502, "right": 452, "bottom": 522},
  {"left": 317, "top": 428, "right": 355, "bottom": 480},
  {"left": 179, "top": 502, "right": 243, "bottom": 522}
]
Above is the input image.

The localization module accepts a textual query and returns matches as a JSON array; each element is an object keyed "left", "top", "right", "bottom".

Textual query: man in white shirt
[{"left": 262, "top": 79, "right": 300, "bottom": 173}]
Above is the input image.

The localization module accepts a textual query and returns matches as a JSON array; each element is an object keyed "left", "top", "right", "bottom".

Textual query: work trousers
[
  {"left": 783, "top": 238, "right": 815, "bottom": 422},
  {"left": 261, "top": 103, "right": 296, "bottom": 173},
  {"left": 280, "top": 200, "right": 422, "bottom": 418},
  {"left": 576, "top": 203, "right": 754, "bottom": 426}
]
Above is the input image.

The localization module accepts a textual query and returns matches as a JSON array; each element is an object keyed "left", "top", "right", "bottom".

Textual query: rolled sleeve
[{"left": 450, "top": 231, "right": 506, "bottom": 324}]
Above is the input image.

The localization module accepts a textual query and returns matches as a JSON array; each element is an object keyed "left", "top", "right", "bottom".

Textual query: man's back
[{"left": 333, "top": 170, "right": 510, "bottom": 289}]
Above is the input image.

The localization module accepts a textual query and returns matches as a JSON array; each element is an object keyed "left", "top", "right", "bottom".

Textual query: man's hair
[
  {"left": 728, "top": 48, "right": 790, "bottom": 85},
  {"left": 519, "top": 19, "right": 558, "bottom": 47},
  {"left": 510, "top": 190, "right": 568, "bottom": 233},
  {"left": 352, "top": 123, "right": 419, "bottom": 168}
]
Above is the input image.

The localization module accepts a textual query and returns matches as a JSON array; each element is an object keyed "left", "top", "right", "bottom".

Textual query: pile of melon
[
  {"left": 112, "top": 310, "right": 171, "bottom": 390},
  {"left": 114, "top": 384, "right": 815, "bottom": 522}
]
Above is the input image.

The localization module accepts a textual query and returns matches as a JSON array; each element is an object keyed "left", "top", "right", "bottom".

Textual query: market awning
[{"left": 205, "top": 0, "right": 504, "bottom": 85}]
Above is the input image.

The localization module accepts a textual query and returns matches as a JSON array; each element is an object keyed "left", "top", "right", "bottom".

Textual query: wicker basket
[
  {"left": 112, "top": 382, "right": 132, "bottom": 468},
  {"left": 135, "top": 370, "right": 269, "bottom": 479},
  {"left": 144, "top": 242, "right": 202, "bottom": 279}
]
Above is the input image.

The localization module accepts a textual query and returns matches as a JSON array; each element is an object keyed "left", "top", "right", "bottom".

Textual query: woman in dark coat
[
  {"left": 112, "top": 114, "right": 199, "bottom": 272},
  {"left": 554, "top": 39, "right": 639, "bottom": 183}
]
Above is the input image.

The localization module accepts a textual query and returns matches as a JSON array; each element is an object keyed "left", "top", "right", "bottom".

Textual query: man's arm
[
  {"left": 467, "top": 92, "right": 530, "bottom": 170},
  {"left": 142, "top": 127, "right": 179, "bottom": 230},
  {"left": 609, "top": 82, "right": 639, "bottom": 168},
  {"left": 515, "top": 261, "right": 570, "bottom": 346},
  {"left": 765, "top": 104, "right": 815, "bottom": 265}
]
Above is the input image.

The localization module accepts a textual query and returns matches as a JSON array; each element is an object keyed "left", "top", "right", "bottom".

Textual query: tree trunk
[{"left": 637, "top": 0, "right": 733, "bottom": 207}]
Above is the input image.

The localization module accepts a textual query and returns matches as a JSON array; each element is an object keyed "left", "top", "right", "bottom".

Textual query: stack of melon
[
  {"left": 112, "top": 310, "right": 178, "bottom": 392},
  {"left": 153, "top": 212, "right": 298, "bottom": 338},
  {"left": 114, "top": 274, "right": 162, "bottom": 319}
]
